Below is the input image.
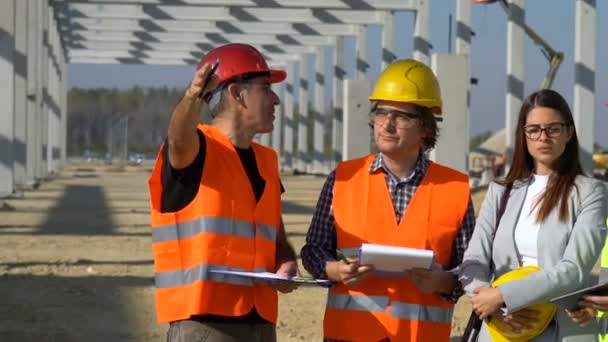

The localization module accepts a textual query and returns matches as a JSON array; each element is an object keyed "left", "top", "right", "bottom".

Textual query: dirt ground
[{"left": 0, "top": 161, "right": 484, "bottom": 342}]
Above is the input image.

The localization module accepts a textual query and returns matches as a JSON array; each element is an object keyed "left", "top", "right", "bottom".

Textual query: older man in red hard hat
[{"left": 148, "top": 43, "right": 299, "bottom": 342}]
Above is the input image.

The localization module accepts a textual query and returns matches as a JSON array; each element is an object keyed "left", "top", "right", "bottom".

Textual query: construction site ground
[{"left": 0, "top": 161, "right": 492, "bottom": 341}]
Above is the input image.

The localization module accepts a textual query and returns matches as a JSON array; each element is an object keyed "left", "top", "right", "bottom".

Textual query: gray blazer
[{"left": 459, "top": 175, "right": 608, "bottom": 341}]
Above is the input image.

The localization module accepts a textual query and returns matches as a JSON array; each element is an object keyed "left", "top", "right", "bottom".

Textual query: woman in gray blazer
[{"left": 459, "top": 89, "right": 608, "bottom": 341}]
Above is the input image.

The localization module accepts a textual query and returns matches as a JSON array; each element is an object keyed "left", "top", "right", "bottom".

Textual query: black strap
[
  {"left": 496, "top": 183, "right": 513, "bottom": 227},
  {"left": 461, "top": 183, "right": 512, "bottom": 342}
]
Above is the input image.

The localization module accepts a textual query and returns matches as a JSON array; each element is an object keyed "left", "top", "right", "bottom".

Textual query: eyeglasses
[
  {"left": 523, "top": 122, "right": 569, "bottom": 141},
  {"left": 373, "top": 107, "right": 420, "bottom": 129}
]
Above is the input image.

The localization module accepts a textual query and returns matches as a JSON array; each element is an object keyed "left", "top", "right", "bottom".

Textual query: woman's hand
[
  {"left": 567, "top": 307, "right": 596, "bottom": 327},
  {"left": 471, "top": 286, "right": 505, "bottom": 320},
  {"left": 495, "top": 308, "right": 540, "bottom": 333},
  {"left": 579, "top": 295, "right": 608, "bottom": 311}
]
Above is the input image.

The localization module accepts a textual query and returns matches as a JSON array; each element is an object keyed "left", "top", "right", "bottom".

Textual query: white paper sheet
[{"left": 359, "top": 243, "right": 435, "bottom": 273}]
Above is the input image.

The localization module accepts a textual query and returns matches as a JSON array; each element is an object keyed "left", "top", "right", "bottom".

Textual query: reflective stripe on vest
[
  {"left": 155, "top": 264, "right": 271, "bottom": 288},
  {"left": 327, "top": 293, "right": 388, "bottom": 312},
  {"left": 390, "top": 302, "right": 453, "bottom": 323},
  {"left": 152, "top": 216, "right": 277, "bottom": 243},
  {"left": 327, "top": 293, "right": 453, "bottom": 323}
]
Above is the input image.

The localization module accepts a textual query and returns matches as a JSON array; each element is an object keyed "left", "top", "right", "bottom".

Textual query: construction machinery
[
  {"left": 594, "top": 151, "right": 608, "bottom": 180},
  {"left": 473, "top": 0, "right": 564, "bottom": 89}
]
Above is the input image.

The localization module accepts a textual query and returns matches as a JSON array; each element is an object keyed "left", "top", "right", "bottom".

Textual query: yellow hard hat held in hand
[
  {"left": 369, "top": 59, "right": 442, "bottom": 114},
  {"left": 487, "top": 266, "right": 557, "bottom": 342}
]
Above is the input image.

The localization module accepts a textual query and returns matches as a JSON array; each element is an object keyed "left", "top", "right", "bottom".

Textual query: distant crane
[{"left": 473, "top": 0, "right": 564, "bottom": 89}]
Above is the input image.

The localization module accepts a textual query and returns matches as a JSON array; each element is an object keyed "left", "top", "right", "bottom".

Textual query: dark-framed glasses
[{"left": 523, "top": 122, "right": 569, "bottom": 140}]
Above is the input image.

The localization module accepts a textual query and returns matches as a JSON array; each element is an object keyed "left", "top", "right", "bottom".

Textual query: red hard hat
[{"left": 197, "top": 43, "right": 286, "bottom": 85}]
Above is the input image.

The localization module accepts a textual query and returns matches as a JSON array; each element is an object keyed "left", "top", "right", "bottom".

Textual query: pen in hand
[{"left": 337, "top": 251, "right": 351, "bottom": 265}]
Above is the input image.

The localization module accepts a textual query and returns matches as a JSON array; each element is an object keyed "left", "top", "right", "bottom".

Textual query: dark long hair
[{"left": 500, "top": 89, "right": 583, "bottom": 223}]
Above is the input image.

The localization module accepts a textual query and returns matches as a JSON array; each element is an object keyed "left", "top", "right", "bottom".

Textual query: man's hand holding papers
[{"left": 325, "top": 255, "right": 375, "bottom": 288}]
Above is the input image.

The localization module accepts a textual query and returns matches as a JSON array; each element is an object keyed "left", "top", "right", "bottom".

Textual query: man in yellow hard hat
[{"left": 300, "top": 59, "right": 476, "bottom": 341}]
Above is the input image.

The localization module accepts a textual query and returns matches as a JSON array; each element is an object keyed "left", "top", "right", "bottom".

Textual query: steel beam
[
  {"left": 69, "top": 56, "right": 198, "bottom": 65},
  {"left": 54, "top": 0, "right": 418, "bottom": 11},
  {"left": 59, "top": 3, "right": 389, "bottom": 24},
  {"left": 65, "top": 41, "right": 318, "bottom": 55},
  {"left": 65, "top": 31, "right": 337, "bottom": 45},
  {"left": 62, "top": 18, "right": 359, "bottom": 36}
]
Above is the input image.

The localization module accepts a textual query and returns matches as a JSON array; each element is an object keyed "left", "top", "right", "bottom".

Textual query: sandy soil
[{"left": 0, "top": 161, "right": 482, "bottom": 342}]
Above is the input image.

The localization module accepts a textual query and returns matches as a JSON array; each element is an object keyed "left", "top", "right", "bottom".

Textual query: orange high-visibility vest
[
  {"left": 325, "top": 155, "right": 470, "bottom": 342},
  {"left": 148, "top": 124, "right": 282, "bottom": 323}
]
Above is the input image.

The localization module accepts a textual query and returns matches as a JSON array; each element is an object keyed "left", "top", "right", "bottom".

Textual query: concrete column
[
  {"left": 14, "top": 1, "right": 27, "bottom": 187},
  {"left": 312, "top": 47, "right": 327, "bottom": 174},
  {"left": 52, "top": 12, "right": 63, "bottom": 171},
  {"left": 356, "top": 25, "right": 370, "bottom": 79},
  {"left": 574, "top": 0, "right": 595, "bottom": 174},
  {"left": 0, "top": 0, "right": 15, "bottom": 196},
  {"left": 455, "top": 0, "right": 472, "bottom": 171},
  {"left": 296, "top": 54, "right": 310, "bottom": 173},
  {"left": 343, "top": 80, "right": 371, "bottom": 160},
  {"left": 380, "top": 11, "right": 397, "bottom": 70},
  {"left": 455, "top": 0, "right": 472, "bottom": 55},
  {"left": 60, "top": 50, "right": 67, "bottom": 167},
  {"left": 47, "top": 11, "right": 57, "bottom": 174},
  {"left": 25, "top": 0, "right": 39, "bottom": 187},
  {"left": 37, "top": 0, "right": 48, "bottom": 179},
  {"left": 259, "top": 133, "right": 271, "bottom": 146},
  {"left": 505, "top": 0, "right": 525, "bottom": 169},
  {"left": 413, "top": 0, "right": 431, "bottom": 64},
  {"left": 282, "top": 61, "right": 297, "bottom": 171},
  {"left": 430, "top": 54, "right": 469, "bottom": 173},
  {"left": 331, "top": 37, "right": 346, "bottom": 167},
  {"left": 271, "top": 83, "right": 284, "bottom": 157}
]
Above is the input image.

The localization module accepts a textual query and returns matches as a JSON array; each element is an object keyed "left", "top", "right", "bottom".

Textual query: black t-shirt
[{"left": 160, "top": 130, "right": 283, "bottom": 324}]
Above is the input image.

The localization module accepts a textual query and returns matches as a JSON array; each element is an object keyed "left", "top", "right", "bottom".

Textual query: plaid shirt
[{"left": 301, "top": 153, "right": 476, "bottom": 342}]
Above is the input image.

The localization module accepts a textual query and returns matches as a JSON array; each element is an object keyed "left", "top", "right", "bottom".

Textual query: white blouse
[{"left": 514, "top": 174, "right": 550, "bottom": 266}]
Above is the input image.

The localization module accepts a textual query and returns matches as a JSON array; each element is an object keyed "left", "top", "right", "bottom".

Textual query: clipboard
[
  {"left": 550, "top": 282, "right": 608, "bottom": 310},
  {"left": 208, "top": 269, "right": 333, "bottom": 287}
]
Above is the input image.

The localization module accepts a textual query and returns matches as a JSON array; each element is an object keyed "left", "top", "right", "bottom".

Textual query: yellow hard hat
[
  {"left": 368, "top": 59, "right": 442, "bottom": 114},
  {"left": 487, "top": 266, "right": 557, "bottom": 342}
]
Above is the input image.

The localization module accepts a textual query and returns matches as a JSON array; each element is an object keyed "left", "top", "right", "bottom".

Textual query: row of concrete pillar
[
  {"left": 257, "top": 0, "right": 597, "bottom": 176},
  {"left": 256, "top": 0, "right": 472, "bottom": 175},
  {"left": 0, "top": 0, "right": 68, "bottom": 197},
  {"left": 504, "top": 0, "right": 596, "bottom": 172},
  {"left": 0, "top": 0, "right": 596, "bottom": 198}
]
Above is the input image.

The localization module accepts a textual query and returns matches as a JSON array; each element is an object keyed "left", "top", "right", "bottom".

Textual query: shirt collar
[{"left": 369, "top": 152, "right": 429, "bottom": 182}]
